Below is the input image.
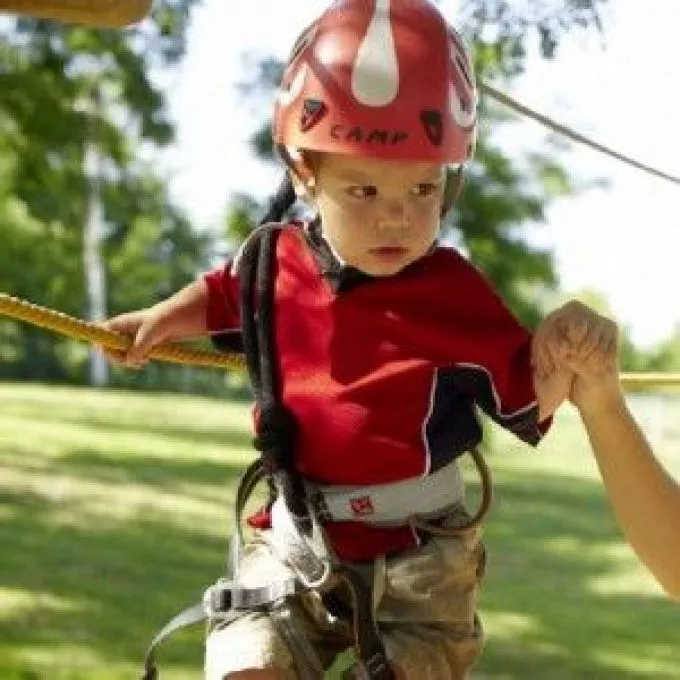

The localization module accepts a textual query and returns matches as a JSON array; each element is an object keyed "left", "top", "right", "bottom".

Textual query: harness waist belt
[{"left": 307, "top": 458, "right": 465, "bottom": 526}]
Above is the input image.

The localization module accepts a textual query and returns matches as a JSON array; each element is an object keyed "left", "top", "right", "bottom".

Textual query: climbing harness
[{"left": 137, "top": 222, "right": 495, "bottom": 680}]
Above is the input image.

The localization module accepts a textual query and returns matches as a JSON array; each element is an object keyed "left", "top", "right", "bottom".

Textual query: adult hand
[{"left": 533, "top": 300, "right": 621, "bottom": 415}]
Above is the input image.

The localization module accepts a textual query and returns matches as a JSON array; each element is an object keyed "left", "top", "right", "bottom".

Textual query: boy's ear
[
  {"left": 277, "top": 144, "right": 319, "bottom": 201},
  {"left": 277, "top": 149, "right": 313, "bottom": 198},
  {"left": 441, "top": 167, "right": 464, "bottom": 216},
  {"left": 291, "top": 152, "right": 318, "bottom": 200},
  {"left": 291, "top": 171, "right": 316, "bottom": 201}
]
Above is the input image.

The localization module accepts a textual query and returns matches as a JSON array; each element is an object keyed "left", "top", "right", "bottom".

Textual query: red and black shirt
[{"left": 204, "top": 220, "right": 547, "bottom": 561}]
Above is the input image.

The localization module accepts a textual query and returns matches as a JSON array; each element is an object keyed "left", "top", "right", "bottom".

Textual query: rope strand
[
  {"left": 0, "top": 293, "right": 245, "bottom": 372},
  {"left": 1, "top": 292, "right": 678, "bottom": 385}
]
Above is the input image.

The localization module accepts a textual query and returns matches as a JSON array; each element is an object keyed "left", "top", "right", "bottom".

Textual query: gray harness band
[{"left": 308, "top": 458, "right": 465, "bottom": 526}]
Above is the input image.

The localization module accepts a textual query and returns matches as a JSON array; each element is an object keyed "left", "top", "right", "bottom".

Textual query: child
[{"left": 103, "top": 2, "right": 616, "bottom": 678}]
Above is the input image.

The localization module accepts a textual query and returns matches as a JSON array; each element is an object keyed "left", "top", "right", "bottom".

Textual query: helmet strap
[{"left": 441, "top": 166, "right": 464, "bottom": 216}]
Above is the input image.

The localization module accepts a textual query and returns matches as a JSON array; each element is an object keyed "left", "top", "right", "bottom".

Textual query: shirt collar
[
  {"left": 304, "top": 217, "right": 376, "bottom": 293},
  {"left": 302, "top": 217, "right": 439, "bottom": 293}
]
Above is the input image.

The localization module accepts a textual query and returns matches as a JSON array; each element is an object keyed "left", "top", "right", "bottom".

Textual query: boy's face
[{"left": 309, "top": 153, "right": 445, "bottom": 277}]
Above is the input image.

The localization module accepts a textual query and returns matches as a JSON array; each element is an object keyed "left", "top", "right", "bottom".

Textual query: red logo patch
[
  {"left": 350, "top": 495, "right": 375, "bottom": 516},
  {"left": 301, "top": 98, "right": 326, "bottom": 132}
]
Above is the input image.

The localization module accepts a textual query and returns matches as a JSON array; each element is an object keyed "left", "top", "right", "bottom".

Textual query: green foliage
[
  {"left": 460, "top": 0, "right": 606, "bottom": 67},
  {"left": 448, "top": 138, "right": 563, "bottom": 328},
  {"left": 0, "top": 2, "right": 213, "bottom": 383},
  {"left": 624, "top": 328, "right": 680, "bottom": 373},
  {"left": 224, "top": 192, "right": 264, "bottom": 246}
]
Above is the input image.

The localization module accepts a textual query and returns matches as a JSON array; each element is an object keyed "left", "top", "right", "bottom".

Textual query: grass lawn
[{"left": 1, "top": 382, "right": 679, "bottom": 679}]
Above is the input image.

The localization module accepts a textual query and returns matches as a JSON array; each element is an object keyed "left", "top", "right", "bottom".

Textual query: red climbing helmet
[{"left": 272, "top": 0, "right": 477, "bottom": 165}]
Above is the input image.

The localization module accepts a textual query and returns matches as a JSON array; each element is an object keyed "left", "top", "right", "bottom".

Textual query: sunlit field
[{"left": 1, "top": 383, "right": 679, "bottom": 679}]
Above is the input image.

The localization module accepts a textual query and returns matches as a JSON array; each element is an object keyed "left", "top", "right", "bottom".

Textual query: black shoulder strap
[
  {"left": 237, "top": 223, "right": 395, "bottom": 680},
  {"left": 237, "top": 223, "right": 308, "bottom": 520},
  {"left": 138, "top": 223, "right": 394, "bottom": 680}
]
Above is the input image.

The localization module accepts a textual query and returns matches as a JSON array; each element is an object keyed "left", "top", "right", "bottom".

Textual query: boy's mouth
[{"left": 369, "top": 246, "right": 408, "bottom": 259}]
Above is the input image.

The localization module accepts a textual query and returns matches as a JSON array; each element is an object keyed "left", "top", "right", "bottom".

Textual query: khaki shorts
[{"left": 205, "top": 512, "right": 486, "bottom": 680}]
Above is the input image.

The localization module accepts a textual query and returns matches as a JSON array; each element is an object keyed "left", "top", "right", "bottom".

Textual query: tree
[
  {"left": 0, "top": 2, "right": 213, "bottom": 383},
  {"left": 224, "top": 0, "right": 608, "bottom": 328},
  {"left": 636, "top": 327, "right": 680, "bottom": 373}
]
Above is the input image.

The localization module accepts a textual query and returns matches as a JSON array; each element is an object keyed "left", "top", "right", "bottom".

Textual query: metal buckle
[
  {"left": 356, "top": 652, "right": 390, "bottom": 680},
  {"left": 202, "top": 580, "right": 231, "bottom": 616},
  {"left": 296, "top": 555, "right": 332, "bottom": 590}
]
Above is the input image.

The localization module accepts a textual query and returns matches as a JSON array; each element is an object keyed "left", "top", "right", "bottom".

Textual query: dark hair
[
  {"left": 258, "top": 172, "right": 297, "bottom": 226},
  {"left": 257, "top": 21, "right": 318, "bottom": 228}
]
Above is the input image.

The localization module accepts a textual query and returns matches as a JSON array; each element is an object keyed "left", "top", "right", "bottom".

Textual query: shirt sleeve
[
  {"left": 449, "top": 255, "right": 550, "bottom": 446},
  {"left": 202, "top": 260, "right": 243, "bottom": 352}
]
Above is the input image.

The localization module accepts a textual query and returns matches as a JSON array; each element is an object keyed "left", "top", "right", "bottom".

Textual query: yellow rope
[
  {"left": 619, "top": 372, "right": 680, "bottom": 388},
  {"left": 0, "top": 292, "right": 245, "bottom": 372},
  {"left": 1, "top": 292, "right": 678, "bottom": 386}
]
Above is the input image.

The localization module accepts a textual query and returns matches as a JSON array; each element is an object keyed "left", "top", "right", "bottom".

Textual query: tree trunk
[{"left": 83, "top": 136, "right": 108, "bottom": 387}]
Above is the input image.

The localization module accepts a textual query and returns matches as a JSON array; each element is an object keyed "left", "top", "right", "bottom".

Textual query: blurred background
[{"left": 1, "top": 1, "right": 679, "bottom": 678}]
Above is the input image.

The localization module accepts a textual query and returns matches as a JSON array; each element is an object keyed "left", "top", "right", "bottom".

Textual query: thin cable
[{"left": 480, "top": 82, "right": 680, "bottom": 186}]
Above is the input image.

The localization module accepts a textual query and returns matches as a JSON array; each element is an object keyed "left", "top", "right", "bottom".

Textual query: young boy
[{"left": 103, "top": 2, "right": 618, "bottom": 678}]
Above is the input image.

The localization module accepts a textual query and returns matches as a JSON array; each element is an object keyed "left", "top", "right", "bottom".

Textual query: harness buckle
[
  {"left": 296, "top": 555, "right": 332, "bottom": 590},
  {"left": 202, "top": 579, "right": 237, "bottom": 617},
  {"left": 202, "top": 582, "right": 223, "bottom": 618},
  {"left": 356, "top": 651, "right": 390, "bottom": 680}
]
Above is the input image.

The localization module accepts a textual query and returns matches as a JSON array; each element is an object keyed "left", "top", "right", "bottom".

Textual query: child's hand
[
  {"left": 99, "top": 278, "right": 211, "bottom": 368},
  {"left": 100, "top": 306, "right": 170, "bottom": 368},
  {"left": 534, "top": 300, "right": 621, "bottom": 414}
]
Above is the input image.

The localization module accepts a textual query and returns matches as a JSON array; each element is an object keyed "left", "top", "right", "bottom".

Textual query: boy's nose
[{"left": 376, "top": 199, "right": 407, "bottom": 228}]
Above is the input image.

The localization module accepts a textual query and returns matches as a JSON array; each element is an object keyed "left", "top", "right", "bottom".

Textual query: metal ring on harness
[{"left": 408, "top": 447, "right": 492, "bottom": 537}]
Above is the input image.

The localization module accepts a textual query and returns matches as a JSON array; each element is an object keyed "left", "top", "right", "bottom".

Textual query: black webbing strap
[
  {"left": 239, "top": 225, "right": 308, "bottom": 521},
  {"left": 335, "top": 566, "right": 393, "bottom": 680},
  {"left": 237, "top": 223, "right": 394, "bottom": 680},
  {"left": 140, "top": 223, "right": 395, "bottom": 680}
]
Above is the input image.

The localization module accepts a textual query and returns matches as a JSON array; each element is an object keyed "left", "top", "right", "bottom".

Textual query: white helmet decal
[
  {"left": 278, "top": 63, "right": 308, "bottom": 107},
  {"left": 351, "top": 0, "right": 399, "bottom": 107},
  {"left": 450, "top": 83, "right": 476, "bottom": 129}
]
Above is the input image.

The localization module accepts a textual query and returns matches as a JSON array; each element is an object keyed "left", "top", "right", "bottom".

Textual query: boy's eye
[
  {"left": 345, "top": 185, "right": 378, "bottom": 199},
  {"left": 411, "top": 182, "right": 439, "bottom": 198}
]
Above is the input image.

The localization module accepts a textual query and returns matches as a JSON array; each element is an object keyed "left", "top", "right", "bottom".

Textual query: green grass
[{"left": 1, "top": 382, "right": 679, "bottom": 679}]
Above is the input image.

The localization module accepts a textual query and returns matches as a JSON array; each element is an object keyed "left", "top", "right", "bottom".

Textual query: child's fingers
[
  {"left": 532, "top": 331, "right": 557, "bottom": 378},
  {"left": 124, "top": 321, "right": 166, "bottom": 366},
  {"left": 98, "top": 312, "right": 159, "bottom": 368},
  {"left": 560, "top": 315, "right": 589, "bottom": 350},
  {"left": 101, "top": 312, "right": 146, "bottom": 335}
]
